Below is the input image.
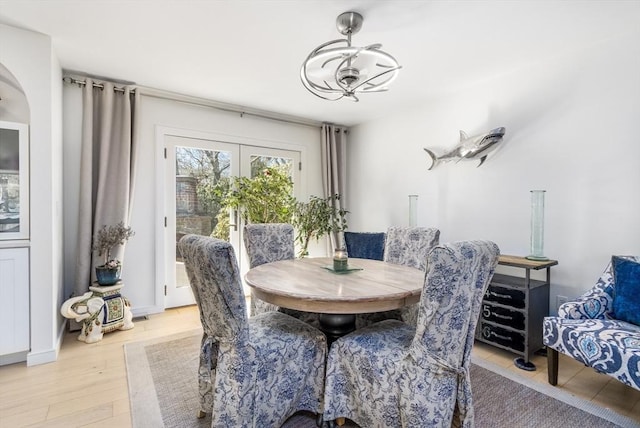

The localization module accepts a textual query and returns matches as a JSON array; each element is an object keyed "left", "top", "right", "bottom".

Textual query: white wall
[
  {"left": 0, "top": 24, "right": 64, "bottom": 365},
  {"left": 347, "top": 30, "right": 640, "bottom": 313},
  {"left": 63, "top": 92, "right": 324, "bottom": 314}
]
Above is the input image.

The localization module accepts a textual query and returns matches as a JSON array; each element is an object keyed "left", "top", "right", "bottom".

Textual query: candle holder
[{"left": 333, "top": 248, "right": 349, "bottom": 271}]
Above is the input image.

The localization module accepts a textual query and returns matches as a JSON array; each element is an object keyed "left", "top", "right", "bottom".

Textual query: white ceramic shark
[{"left": 424, "top": 127, "right": 506, "bottom": 170}]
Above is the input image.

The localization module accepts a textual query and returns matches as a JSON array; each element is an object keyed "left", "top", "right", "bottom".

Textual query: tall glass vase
[
  {"left": 526, "top": 190, "right": 548, "bottom": 261},
  {"left": 409, "top": 195, "right": 418, "bottom": 227}
]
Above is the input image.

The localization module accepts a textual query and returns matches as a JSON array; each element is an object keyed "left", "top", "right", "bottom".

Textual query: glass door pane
[
  {"left": 165, "top": 135, "right": 239, "bottom": 308},
  {"left": 237, "top": 146, "right": 300, "bottom": 294}
]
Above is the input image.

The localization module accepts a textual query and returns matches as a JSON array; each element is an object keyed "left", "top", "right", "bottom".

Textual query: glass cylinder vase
[
  {"left": 409, "top": 195, "right": 418, "bottom": 227},
  {"left": 526, "top": 190, "right": 548, "bottom": 261}
]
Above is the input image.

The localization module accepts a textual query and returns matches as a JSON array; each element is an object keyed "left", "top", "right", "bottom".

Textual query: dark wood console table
[{"left": 476, "top": 255, "right": 558, "bottom": 371}]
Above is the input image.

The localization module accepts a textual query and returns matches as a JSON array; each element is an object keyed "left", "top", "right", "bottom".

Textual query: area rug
[{"left": 125, "top": 330, "right": 638, "bottom": 428}]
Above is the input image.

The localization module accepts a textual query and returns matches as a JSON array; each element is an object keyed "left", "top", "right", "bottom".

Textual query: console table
[{"left": 476, "top": 255, "right": 558, "bottom": 370}]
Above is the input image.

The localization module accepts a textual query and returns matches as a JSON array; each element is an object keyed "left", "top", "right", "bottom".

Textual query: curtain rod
[
  {"left": 63, "top": 76, "right": 132, "bottom": 93},
  {"left": 62, "top": 75, "right": 325, "bottom": 129}
]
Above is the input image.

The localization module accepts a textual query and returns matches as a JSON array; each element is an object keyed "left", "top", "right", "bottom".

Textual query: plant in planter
[
  {"left": 292, "top": 194, "right": 348, "bottom": 258},
  {"left": 92, "top": 222, "right": 135, "bottom": 285}
]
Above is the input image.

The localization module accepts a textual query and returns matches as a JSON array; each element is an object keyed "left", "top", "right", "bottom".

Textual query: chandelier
[{"left": 300, "top": 11, "right": 402, "bottom": 102}]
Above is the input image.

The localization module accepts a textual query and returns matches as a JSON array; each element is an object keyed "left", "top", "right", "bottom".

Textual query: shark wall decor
[{"left": 424, "top": 127, "right": 506, "bottom": 170}]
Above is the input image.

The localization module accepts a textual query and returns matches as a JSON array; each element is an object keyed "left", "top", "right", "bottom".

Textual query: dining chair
[
  {"left": 244, "top": 223, "right": 320, "bottom": 328},
  {"left": 343, "top": 231, "right": 386, "bottom": 261},
  {"left": 323, "top": 240, "right": 500, "bottom": 428},
  {"left": 356, "top": 226, "right": 440, "bottom": 329},
  {"left": 178, "top": 234, "right": 327, "bottom": 426},
  {"left": 243, "top": 223, "right": 295, "bottom": 316}
]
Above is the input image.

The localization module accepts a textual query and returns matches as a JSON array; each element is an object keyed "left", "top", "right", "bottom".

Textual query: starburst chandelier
[{"left": 300, "top": 11, "right": 402, "bottom": 102}]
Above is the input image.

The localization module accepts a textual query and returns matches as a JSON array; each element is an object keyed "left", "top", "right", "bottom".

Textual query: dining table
[{"left": 245, "top": 257, "right": 425, "bottom": 341}]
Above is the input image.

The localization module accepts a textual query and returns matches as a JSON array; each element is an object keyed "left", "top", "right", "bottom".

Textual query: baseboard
[
  {"left": 0, "top": 350, "right": 28, "bottom": 366},
  {"left": 26, "top": 318, "right": 66, "bottom": 366},
  {"left": 130, "top": 305, "right": 164, "bottom": 318}
]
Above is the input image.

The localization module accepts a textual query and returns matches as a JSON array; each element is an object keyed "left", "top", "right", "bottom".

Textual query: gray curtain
[
  {"left": 321, "top": 123, "right": 347, "bottom": 201},
  {"left": 74, "top": 78, "right": 139, "bottom": 296},
  {"left": 320, "top": 123, "right": 348, "bottom": 250}
]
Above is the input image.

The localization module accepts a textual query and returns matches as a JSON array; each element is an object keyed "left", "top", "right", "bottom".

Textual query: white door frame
[{"left": 155, "top": 126, "right": 306, "bottom": 309}]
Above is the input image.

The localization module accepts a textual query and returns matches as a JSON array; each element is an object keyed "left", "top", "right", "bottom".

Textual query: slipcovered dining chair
[
  {"left": 323, "top": 240, "right": 500, "bottom": 428},
  {"left": 243, "top": 223, "right": 296, "bottom": 316},
  {"left": 356, "top": 226, "right": 440, "bottom": 329},
  {"left": 178, "top": 234, "right": 327, "bottom": 426},
  {"left": 244, "top": 223, "right": 320, "bottom": 328}
]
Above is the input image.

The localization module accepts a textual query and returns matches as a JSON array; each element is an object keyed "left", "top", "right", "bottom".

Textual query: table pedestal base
[{"left": 319, "top": 314, "right": 356, "bottom": 344}]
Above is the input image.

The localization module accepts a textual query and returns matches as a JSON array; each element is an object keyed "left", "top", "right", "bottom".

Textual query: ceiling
[{"left": 0, "top": 1, "right": 638, "bottom": 126}]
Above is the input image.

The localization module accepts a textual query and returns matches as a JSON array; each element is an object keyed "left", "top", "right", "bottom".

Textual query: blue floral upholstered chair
[
  {"left": 323, "top": 240, "right": 500, "bottom": 428},
  {"left": 244, "top": 223, "right": 320, "bottom": 328},
  {"left": 178, "top": 234, "right": 327, "bottom": 426},
  {"left": 356, "top": 226, "right": 440, "bottom": 329},
  {"left": 543, "top": 255, "right": 640, "bottom": 391},
  {"left": 243, "top": 223, "right": 295, "bottom": 316}
]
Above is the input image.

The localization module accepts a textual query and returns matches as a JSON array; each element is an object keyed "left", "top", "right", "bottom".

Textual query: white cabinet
[{"left": 0, "top": 247, "right": 29, "bottom": 364}]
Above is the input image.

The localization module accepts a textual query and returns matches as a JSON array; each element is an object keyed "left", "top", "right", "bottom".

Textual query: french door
[{"left": 163, "top": 134, "right": 300, "bottom": 308}]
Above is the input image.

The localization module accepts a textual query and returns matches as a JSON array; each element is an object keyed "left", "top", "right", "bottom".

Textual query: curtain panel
[
  {"left": 320, "top": 123, "right": 348, "bottom": 249},
  {"left": 74, "top": 78, "right": 139, "bottom": 296},
  {"left": 320, "top": 123, "right": 347, "bottom": 200}
]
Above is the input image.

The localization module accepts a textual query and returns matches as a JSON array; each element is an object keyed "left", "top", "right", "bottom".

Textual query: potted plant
[
  {"left": 292, "top": 194, "right": 348, "bottom": 258},
  {"left": 92, "top": 222, "right": 135, "bottom": 285}
]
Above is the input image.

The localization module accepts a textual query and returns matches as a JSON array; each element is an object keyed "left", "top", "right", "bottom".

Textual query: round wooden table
[{"left": 245, "top": 257, "right": 424, "bottom": 340}]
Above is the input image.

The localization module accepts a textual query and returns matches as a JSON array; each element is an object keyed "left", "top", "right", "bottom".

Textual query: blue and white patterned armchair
[
  {"left": 178, "top": 235, "right": 327, "bottom": 426},
  {"left": 323, "top": 240, "right": 500, "bottom": 428},
  {"left": 543, "top": 256, "right": 640, "bottom": 391},
  {"left": 356, "top": 227, "right": 440, "bottom": 329}
]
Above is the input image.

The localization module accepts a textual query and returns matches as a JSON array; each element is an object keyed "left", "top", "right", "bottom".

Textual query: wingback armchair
[{"left": 543, "top": 255, "right": 640, "bottom": 391}]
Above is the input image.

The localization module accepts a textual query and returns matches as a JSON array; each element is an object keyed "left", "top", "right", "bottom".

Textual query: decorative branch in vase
[
  {"left": 292, "top": 194, "right": 348, "bottom": 258},
  {"left": 92, "top": 222, "right": 135, "bottom": 285}
]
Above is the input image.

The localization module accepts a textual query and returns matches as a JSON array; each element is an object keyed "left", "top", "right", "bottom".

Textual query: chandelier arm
[
  {"left": 301, "top": 73, "right": 339, "bottom": 94},
  {"left": 301, "top": 56, "right": 339, "bottom": 92},
  {"left": 300, "top": 68, "right": 344, "bottom": 100},
  {"left": 350, "top": 65, "right": 402, "bottom": 92},
  {"left": 302, "top": 82, "right": 345, "bottom": 101},
  {"left": 305, "top": 39, "right": 349, "bottom": 59},
  {"left": 321, "top": 55, "right": 346, "bottom": 69},
  {"left": 301, "top": 40, "right": 351, "bottom": 94}
]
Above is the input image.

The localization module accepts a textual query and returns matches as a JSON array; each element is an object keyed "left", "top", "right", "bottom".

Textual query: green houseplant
[
  {"left": 92, "top": 222, "right": 135, "bottom": 285},
  {"left": 292, "top": 194, "right": 348, "bottom": 258},
  {"left": 212, "top": 166, "right": 295, "bottom": 240}
]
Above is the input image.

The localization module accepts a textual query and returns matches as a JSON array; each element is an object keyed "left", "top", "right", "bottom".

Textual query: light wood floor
[{"left": 1, "top": 305, "right": 639, "bottom": 427}]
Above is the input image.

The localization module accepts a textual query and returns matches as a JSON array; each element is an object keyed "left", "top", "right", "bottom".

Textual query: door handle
[{"left": 229, "top": 208, "right": 238, "bottom": 232}]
